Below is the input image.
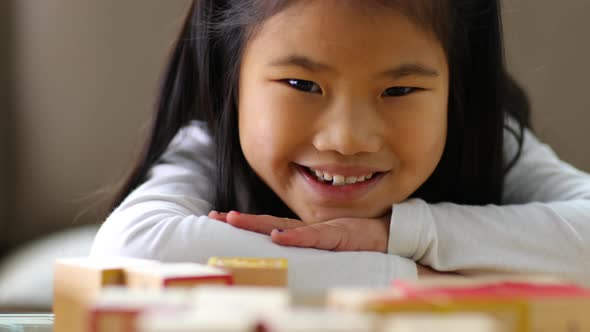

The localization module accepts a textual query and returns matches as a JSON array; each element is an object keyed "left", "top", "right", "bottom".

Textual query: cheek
[
  {"left": 386, "top": 97, "right": 448, "bottom": 178},
  {"left": 390, "top": 128, "right": 445, "bottom": 190},
  {"left": 238, "top": 82, "right": 310, "bottom": 176}
]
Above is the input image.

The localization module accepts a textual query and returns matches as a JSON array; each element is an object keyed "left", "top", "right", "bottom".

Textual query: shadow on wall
[
  {"left": 0, "top": 0, "right": 14, "bottom": 256},
  {"left": 503, "top": 0, "right": 590, "bottom": 169},
  {"left": 4, "top": 0, "right": 191, "bottom": 256}
]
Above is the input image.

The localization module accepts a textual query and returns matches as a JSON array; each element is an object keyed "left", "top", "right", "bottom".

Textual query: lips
[{"left": 294, "top": 163, "right": 387, "bottom": 201}]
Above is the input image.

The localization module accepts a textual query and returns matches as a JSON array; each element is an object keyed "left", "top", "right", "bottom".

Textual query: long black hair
[{"left": 111, "top": 0, "right": 530, "bottom": 217}]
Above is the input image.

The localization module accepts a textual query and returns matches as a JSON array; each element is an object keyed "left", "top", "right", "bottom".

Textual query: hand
[{"left": 208, "top": 211, "right": 390, "bottom": 253}]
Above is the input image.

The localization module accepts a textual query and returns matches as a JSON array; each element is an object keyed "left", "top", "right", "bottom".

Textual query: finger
[
  {"left": 226, "top": 212, "right": 301, "bottom": 235},
  {"left": 270, "top": 223, "right": 350, "bottom": 251},
  {"left": 207, "top": 211, "right": 228, "bottom": 222}
]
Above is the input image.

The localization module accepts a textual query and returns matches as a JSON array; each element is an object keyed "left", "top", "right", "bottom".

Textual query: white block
[
  {"left": 137, "top": 308, "right": 257, "bottom": 332},
  {"left": 381, "top": 313, "right": 505, "bottom": 332},
  {"left": 260, "top": 308, "right": 376, "bottom": 332},
  {"left": 192, "top": 285, "right": 290, "bottom": 313}
]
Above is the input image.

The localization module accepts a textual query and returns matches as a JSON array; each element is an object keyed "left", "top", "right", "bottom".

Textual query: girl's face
[{"left": 238, "top": 1, "right": 449, "bottom": 222}]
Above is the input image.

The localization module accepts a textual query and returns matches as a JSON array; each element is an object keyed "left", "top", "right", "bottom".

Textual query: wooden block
[
  {"left": 192, "top": 285, "right": 290, "bottom": 313},
  {"left": 259, "top": 308, "right": 376, "bottom": 332},
  {"left": 329, "top": 287, "right": 521, "bottom": 331},
  {"left": 392, "top": 277, "right": 590, "bottom": 331},
  {"left": 208, "top": 257, "right": 288, "bottom": 287},
  {"left": 367, "top": 278, "right": 590, "bottom": 332},
  {"left": 381, "top": 313, "right": 506, "bottom": 332},
  {"left": 88, "top": 287, "right": 189, "bottom": 332},
  {"left": 53, "top": 257, "right": 158, "bottom": 332},
  {"left": 125, "top": 263, "right": 233, "bottom": 290}
]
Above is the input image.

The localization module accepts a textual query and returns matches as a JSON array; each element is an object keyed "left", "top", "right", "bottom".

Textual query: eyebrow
[
  {"left": 269, "top": 55, "right": 334, "bottom": 72},
  {"left": 380, "top": 63, "right": 440, "bottom": 79},
  {"left": 269, "top": 54, "right": 440, "bottom": 79}
]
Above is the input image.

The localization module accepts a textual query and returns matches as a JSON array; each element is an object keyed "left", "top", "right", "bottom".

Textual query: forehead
[{"left": 247, "top": 0, "right": 447, "bottom": 71}]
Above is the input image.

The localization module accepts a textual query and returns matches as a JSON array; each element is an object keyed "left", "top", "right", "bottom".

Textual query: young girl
[{"left": 90, "top": 0, "right": 590, "bottom": 291}]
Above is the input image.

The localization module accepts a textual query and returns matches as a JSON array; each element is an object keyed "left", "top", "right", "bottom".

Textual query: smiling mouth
[
  {"left": 300, "top": 165, "right": 384, "bottom": 186},
  {"left": 295, "top": 163, "right": 387, "bottom": 187},
  {"left": 294, "top": 163, "right": 387, "bottom": 201}
]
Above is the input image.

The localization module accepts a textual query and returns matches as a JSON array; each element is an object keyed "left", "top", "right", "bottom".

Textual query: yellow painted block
[
  {"left": 208, "top": 257, "right": 288, "bottom": 287},
  {"left": 367, "top": 297, "right": 527, "bottom": 332},
  {"left": 369, "top": 296, "right": 590, "bottom": 332}
]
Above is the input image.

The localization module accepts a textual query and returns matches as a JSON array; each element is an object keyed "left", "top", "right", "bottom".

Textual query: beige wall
[
  {"left": 7, "top": 1, "right": 190, "bottom": 248},
  {"left": 503, "top": 0, "right": 590, "bottom": 169},
  {"left": 3, "top": 1, "right": 589, "bottom": 249}
]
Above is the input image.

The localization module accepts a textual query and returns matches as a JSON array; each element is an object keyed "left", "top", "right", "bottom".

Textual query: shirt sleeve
[
  {"left": 387, "top": 127, "right": 590, "bottom": 286},
  {"left": 90, "top": 122, "right": 417, "bottom": 292}
]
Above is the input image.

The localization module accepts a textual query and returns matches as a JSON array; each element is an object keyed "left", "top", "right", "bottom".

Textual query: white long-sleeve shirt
[{"left": 90, "top": 121, "right": 590, "bottom": 290}]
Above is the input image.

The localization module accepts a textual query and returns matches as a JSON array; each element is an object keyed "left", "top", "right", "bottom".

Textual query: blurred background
[{"left": 0, "top": 0, "right": 588, "bottom": 310}]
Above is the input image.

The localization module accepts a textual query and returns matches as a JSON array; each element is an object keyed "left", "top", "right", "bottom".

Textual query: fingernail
[
  {"left": 210, "top": 210, "right": 218, "bottom": 214},
  {"left": 230, "top": 210, "right": 240, "bottom": 215}
]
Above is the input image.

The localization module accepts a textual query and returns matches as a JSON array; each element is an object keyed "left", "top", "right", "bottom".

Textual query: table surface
[{"left": 0, "top": 314, "right": 53, "bottom": 332}]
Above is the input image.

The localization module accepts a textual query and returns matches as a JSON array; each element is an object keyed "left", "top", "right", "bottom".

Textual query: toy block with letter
[{"left": 207, "top": 257, "right": 288, "bottom": 287}]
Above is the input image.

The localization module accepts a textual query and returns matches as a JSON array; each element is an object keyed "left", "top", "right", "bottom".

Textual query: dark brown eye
[
  {"left": 284, "top": 79, "right": 322, "bottom": 94},
  {"left": 382, "top": 87, "right": 416, "bottom": 97}
]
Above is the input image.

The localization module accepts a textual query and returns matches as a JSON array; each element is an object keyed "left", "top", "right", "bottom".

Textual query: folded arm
[{"left": 388, "top": 128, "right": 590, "bottom": 285}]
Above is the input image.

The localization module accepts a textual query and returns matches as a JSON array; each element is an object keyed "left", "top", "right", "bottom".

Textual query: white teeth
[
  {"left": 345, "top": 176, "right": 357, "bottom": 184},
  {"left": 332, "top": 175, "right": 345, "bottom": 186},
  {"left": 308, "top": 167, "right": 375, "bottom": 186}
]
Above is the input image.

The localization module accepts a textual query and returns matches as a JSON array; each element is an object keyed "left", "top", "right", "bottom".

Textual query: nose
[{"left": 312, "top": 99, "right": 382, "bottom": 155}]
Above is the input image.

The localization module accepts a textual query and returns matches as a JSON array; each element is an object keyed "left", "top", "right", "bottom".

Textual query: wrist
[{"left": 378, "top": 213, "right": 391, "bottom": 253}]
